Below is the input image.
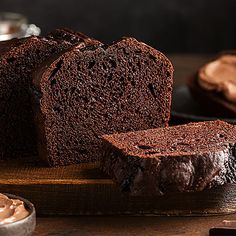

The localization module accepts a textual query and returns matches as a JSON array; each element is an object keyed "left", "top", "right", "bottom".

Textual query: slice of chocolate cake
[
  {"left": 101, "top": 120, "right": 236, "bottom": 196},
  {"left": 32, "top": 37, "right": 173, "bottom": 166},
  {"left": 0, "top": 36, "right": 76, "bottom": 159}
]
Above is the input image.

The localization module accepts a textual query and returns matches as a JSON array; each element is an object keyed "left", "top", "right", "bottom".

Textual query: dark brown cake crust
[
  {"left": 47, "top": 28, "right": 102, "bottom": 47},
  {"left": 101, "top": 120, "right": 236, "bottom": 196},
  {"left": 32, "top": 37, "right": 174, "bottom": 166},
  {"left": 187, "top": 52, "right": 236, "bottom": 118}
]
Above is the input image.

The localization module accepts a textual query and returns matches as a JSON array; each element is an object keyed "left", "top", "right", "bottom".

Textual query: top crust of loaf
[
  {"left": 47, "top": 28, "right": 102, "bottom": 46},
  {"left": 33, "top": 36, "right": 173, "bottom": 96}
]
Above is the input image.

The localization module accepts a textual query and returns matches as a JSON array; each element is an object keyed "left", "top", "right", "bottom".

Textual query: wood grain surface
[
  {"left": 1, "top": 157, "right": 236, "bottom": 216},
  {"left": 34, "top": 215, "right": 236, "bottom": 236}
]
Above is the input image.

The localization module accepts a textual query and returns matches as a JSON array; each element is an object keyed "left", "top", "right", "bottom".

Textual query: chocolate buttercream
[
  {"left": 198, "top": 55, "right": 236, "bottom": 102},
  {"left": 0, "top": 194, "right": 29, "bottom": 225}
]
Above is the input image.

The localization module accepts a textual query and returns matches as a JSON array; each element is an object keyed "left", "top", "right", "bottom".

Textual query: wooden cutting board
[{"left": 1, "top": 157, "right": 236, "bottom": 216}]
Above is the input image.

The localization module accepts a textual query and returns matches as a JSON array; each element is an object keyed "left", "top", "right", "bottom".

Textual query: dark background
[{"left": 1, "top": 0, "right": 236, "bottom": 53}]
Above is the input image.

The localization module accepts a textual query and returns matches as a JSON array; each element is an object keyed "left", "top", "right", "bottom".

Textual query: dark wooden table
[
  {"left": 34, "top": 54, "right": 235, "bottom": 236},
  {"left": 35, "top": 215, "right": 236, "bottom": 236}
]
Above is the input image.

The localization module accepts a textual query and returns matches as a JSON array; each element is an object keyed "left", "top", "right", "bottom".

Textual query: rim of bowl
[{"left": 0, "top": 193, "right": 36, "bottom": 228}]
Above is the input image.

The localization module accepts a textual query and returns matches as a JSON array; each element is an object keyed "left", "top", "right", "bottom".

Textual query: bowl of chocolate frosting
[{"left": 0, "top": 193, "right": 36, "bottom": 236}]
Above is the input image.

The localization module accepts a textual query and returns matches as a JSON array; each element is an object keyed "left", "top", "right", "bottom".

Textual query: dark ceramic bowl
[
  {"left": 171, "top": 85, "right": 236, "bottom": 124},
  {"left": 0, "top": 194, "right": 36, "bottom": 236}
]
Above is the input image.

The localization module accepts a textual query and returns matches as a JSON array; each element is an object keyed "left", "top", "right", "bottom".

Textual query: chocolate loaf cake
[
  {"left": 188, "top": 52, "right": 236, "bottom": 118},
  {"left": 102, "top": 120, "right": 236, "bottom": 196},
  {"left": 0, "top": 36, "right": 75, "bottom": 159},
  {"left": 32, "top": 37, "right": 173, "bottom": 166}
]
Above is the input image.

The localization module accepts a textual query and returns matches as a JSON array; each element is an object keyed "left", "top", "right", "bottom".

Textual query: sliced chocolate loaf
[
  {"left": 32, "top": 37, "right": 173, "bottom": 166},
  {"left": 0, "top": 36, "right": 75, "bottom": 159},
  {"left": 102, "top": 120, "right": 236, "bottom": 196}
]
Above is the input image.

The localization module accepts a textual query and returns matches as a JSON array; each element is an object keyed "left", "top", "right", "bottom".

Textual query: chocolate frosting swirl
[
  {"left": 198, "top": 54, "right": 236, "bottom": 102},
  {"left": 0, "top": 194, "right": 29, "bottom": 225}
]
